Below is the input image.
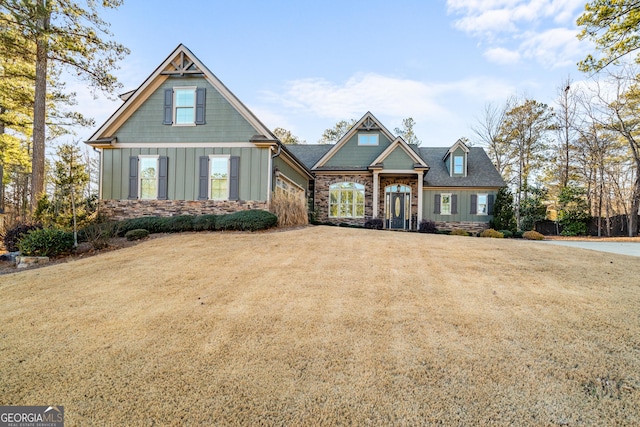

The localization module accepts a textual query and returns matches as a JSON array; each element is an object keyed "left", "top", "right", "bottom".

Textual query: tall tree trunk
[{"left": 31, "top": 3, "right": 49, "bottom": 212}]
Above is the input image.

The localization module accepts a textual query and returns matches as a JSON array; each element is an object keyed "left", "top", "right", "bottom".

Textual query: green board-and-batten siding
[
  {"left": 422, "top": 188, "right": 497, "bottom": 223},
  {"left": 324, "top": 131, "right": 392, "bottom": 168},
  {"left": 113, "top": 76, "right": 259, "bottom": 144},
  {"left": 102, "top": 147, "right": 270, "bottom": 201}
]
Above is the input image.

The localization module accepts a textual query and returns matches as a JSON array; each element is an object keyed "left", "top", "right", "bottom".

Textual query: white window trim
[
  {"left": 138, "top": 155, "right": 159, "bottom": 200},
  {"left": 208, "top": 155, "right": 230, "bottom": 201},
  {"left": 358, "top": 133, "right": 379, "bottom": 146},
  {"left": 441, "top": 192, "right": 452, "bottom": 216},
  {"left": 173, "top": 86, "right": 197, "bottom": 127},
  {"left": 477, "top": 193, "right": 488, "bottom": 216},
  {"left": 275, "top": 173, "right": 305, "bottom": 199}
]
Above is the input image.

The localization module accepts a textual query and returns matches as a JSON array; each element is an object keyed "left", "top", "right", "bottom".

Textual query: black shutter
[
  {"left": 163, "top": 89, "right": 173, "bottom": 125},
  {"left": 198, "top": 156, "right": 208, "bottom": 200},
  {"left": 452, "top": 194, "right": 458, "bottom": 214},
  {"left": 434, "top": 194, "right": 441, "bottom": 214},
  {"left": 229, "top": 156, "right": 240, "bottom": 201},
  {"left": 488, "top": 194, "right": 495, "bottom": 215},
  {"left": 195, "top": 88, "right": 206, "bottom": 125},
  {"left": 128, "top": 156, "right": 138, "bottom": 199},
  {"left": 158, "top": 156, "right": 168, "bottom": 200},
  {"left": 470, "top": 194, "right": 477, "bottom": 214}
]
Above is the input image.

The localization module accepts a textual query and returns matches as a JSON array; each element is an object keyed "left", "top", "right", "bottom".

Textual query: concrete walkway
[{"left": 540, "top": 240, "right": 640, "bottom": 258}]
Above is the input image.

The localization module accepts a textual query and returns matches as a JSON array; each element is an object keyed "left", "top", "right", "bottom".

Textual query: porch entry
[{"left": 385, "top": 184, "right": 411, "bottom": 229}]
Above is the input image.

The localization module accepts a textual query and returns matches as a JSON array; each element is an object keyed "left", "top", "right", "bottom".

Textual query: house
[
  {"left": 288, "top": 113, "right": 505, "bottom": 232},
  {"left": 85, "top": 44, "right": 312, "bottom": 220},
  {"left": 87, "top": 45, "right": 505, "bottom": 232}
]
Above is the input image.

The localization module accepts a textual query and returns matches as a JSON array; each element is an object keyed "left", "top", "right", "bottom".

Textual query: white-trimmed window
[
  {"left": 276, "top": 174, "right": 305, "bottom": 200},
  {"left": 329, "top": 182, "right": 365, "bottom": 218},
  {"left": 358, "top": 134, "right": 379, "bottom": 146},
  {"left": 139, "top": 156, "right": 159, "bottom": 199},
  {"left": 209, "top": 155, "right": 229, "bottom": 200},
  {"left": 174, "top": 87, "right": 196, "bottom": 125},
  {"left": 477, "top": 193, "right": 488, "bottom": 215},
  {"left": 441, "top": 193, "right": 452, "bottom": 215},
  {"left": 453, "top": 155, "right": 464, "bottom": 174}
]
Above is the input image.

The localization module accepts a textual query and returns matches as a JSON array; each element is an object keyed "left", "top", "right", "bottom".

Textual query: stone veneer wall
[
  {"left": 314, "top": 174, "right": 373, "bottom": 226},
  {"left": 434, "top": 221, "right": 490, "bottom": 234},
  {"left": 99, "top": 199, "right": 269, "bottom": 221}
]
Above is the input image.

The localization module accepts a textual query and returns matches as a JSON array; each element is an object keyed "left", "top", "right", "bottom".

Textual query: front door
[{"left": 390, "top": 192, "right": 406, "bottom": 229}]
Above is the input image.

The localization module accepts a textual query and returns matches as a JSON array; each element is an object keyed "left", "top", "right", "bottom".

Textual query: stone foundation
[
  {"left": 99, "top": 199, "right": 269, "bottom": 221},
  {"left": 433, "top": 221, "right": 490, "bottom": 234}
]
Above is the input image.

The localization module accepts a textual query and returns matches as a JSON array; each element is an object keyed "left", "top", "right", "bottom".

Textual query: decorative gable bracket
[{"left": 161, "top": 51, "right": 203, "bottom": 76}]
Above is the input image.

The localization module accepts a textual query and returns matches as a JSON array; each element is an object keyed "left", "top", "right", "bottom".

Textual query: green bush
[
  {"left": 125, "top": 229, "right": 150, "bottom": 241},
  {"left": 118, "top": 216, "right": 168, "bottom": 235},
  {"left": 449, "top": 228, "right": 469, "bottom": 236},
  {"left": 216, "top": 210, "right": 278, "bottom": 231},
  {"left": 193, "top": 214, "right": 218, "bottom": 231},
  {"left": 163, "top": 215, "right": 195, "bottom": 233},
  {"left": 523, "top": 230, "right": 544, "bottom": 240},
  {"left": 513, "top": 231, "right": 524, "bottom": 239},
  {"left": 418, "top": 220, "right": 438, "bottom": 233},
  {"left": 17, "top": 228, "right": 74, "bottom": 257},
  {"left": 499, "top": 230, "right": 513, "bottom": 238},
  {"left": 479, "top": 228, "right": 504, "bottom": 238},
  {"left": 2, "top": 223, "right": 43, "bottom": 252}
]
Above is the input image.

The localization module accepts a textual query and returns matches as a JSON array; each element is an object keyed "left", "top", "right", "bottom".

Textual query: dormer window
[
  {"left": 453, "top": 155, "right": 464, "bottom": 174},
  {"left": 358, "top": 134, "right": 378, "bottom": 146},
  {"left": 174, "top": 87, "right": 196, "bottom": 124},
  {"left": 163, "top": 87, "right": 206, "bottom": 125}
]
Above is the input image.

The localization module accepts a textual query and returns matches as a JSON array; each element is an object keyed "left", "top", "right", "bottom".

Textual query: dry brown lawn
[{"left": 1, "top": 226, "right": 639, "bottom": 426}]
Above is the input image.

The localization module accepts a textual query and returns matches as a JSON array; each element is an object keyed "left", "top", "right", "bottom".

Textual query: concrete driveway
[{"left": 541, "top": 240, "right": 640, "bottom": 258}]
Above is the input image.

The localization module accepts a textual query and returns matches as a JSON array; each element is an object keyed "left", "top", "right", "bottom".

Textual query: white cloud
[
  {"left": 446, "top": 0, "right": 585, "bottom": 69},
  {"left": 484, "top": 47, "right": 521, "bottom": 65}
]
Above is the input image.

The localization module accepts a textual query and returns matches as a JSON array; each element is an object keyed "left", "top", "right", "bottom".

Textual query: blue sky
[{"left": 74, "top": 0, "right": 592, "bottom": 147}]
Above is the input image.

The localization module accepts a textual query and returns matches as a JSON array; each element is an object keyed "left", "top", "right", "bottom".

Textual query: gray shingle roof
[
  {"left": 286, "top": 144, "right": 505, "bottom": 188},
  {"left": 419, "top": 147, "right": 505, "bottom": 187},
  {"left": 286, "top": 144, "right": 333, "bottom": 169}
]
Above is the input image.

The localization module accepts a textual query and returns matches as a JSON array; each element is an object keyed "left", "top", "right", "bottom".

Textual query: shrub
[
  {"left": 513, "top": 231, "right": 524, "bottom": 239},
  {"left": 449, "top": 228, "right": 469, "bottom": 236},
  {"left": 270, "top": 191, "right": 308, "bottom": 227},
  {"left": 78, "top": 221, "right": 120, "bottom": 250},
  {"left": 499, "top": 230, "right": 513, "bottom": 238},
  {"left": 523, "top": 230, "right": 544, "bottom": 240},
  {"left": 216, "top": 210, "right": 278, "bottom": 232},
  {"left": 364, "top": 218, "right": 384, "bottom": 230},
  {"left": 118, "top": 216, "right": 168, "bottom": 235},
  {"left": 418, "top": 220, "right": 438, "bottom": 234},
  {"left": 125, "top": 229, "right": 150, "bottom": 241},
  {"left": 479, "top": 228, "right": 504, "bottom": 238},
  {"left": 163, "top": 215, "right": 195, "bottom": 233},
  {"left": 193, "top": 214, "right": 218, "bottom": 231},
  {"left": 17, "top": 228, "right": 74, "bottom": 257},
  {"left": 2, "top": 223, "right": 43, "bottom": 252}
]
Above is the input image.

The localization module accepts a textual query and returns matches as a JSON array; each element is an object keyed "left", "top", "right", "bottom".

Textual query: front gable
[
  {"left": 87, "top": 44, "right": 276, "bottom": 147},
  {"left": 370, "top": 137, "right": 428, "bottom": 172},
  {"left": 313, "top": 112, "right": 396, "bottom": 170}
]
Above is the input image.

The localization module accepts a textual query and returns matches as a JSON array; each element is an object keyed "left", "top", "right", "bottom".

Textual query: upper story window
[
  {"left": 358, "top": 134, "right": 379, "bottom": 146},
  {"left": 163, "top": 87, "right": 206, "bottom": 126},
  {"left": 139, "top": 156, "right": 159, "bottom": 199},
  {"left": 174, "top": 88, "right": 196, "bottom": 125},
  {"left": 453, "top": 155, "right": 464, "bottom": 174}
]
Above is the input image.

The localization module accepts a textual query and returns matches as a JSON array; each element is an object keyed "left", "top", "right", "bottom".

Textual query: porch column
[
  {"left": 372, "top": 171, "right": 379, "bottom": 218},
  {"left": 417, "top": 171, "right": 423, "bottom": 222}
]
